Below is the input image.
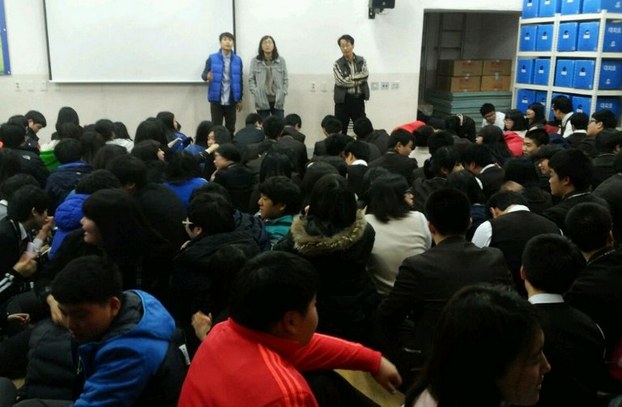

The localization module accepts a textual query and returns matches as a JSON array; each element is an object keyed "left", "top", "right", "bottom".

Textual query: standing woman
[{"left": 248, "top": 35, "right": 288, "bottom": 120}]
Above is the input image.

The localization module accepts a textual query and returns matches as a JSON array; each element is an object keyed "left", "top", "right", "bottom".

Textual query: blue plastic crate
[
  {"left": 540, "top": 0, "right": 562, "bottom": 16},
  {"left": 573, "top": 96, "right": 593, "bottom": 116},
  {"left": 583, "top": 0, "right": 622, "bottom": 12},
  {"left": 523, "top": 0, "right": 540, "bottom": 17},
  {"left": 578, "top": 22, "right": 600, "bottom": 51},
  {"left": 533, "top": 58, "right": 552, "bottom": 85},
  {"left": 520, "top": 26, "right": 538, "bottom": 51},
  {"left": 555, "top": 60, "right": 575, "bottom": 87},
  {"left": 600, "top": 60, "right": 622, "bottom": 89},
  {"left": 597, "top": 97, "right": 622, "bottom": 118},
  {"left": 536, "top": 24, "right": 554, "bottom": 51},
  {"left": 561, "top": 0, "right": 582, "bottom": 13},
  {"left": 517, "top": 59, "right": 535, "bottom": 83},
  {"left": 573, "top": 60, "right": 595, "bottom": 89},
  {"left": 604, "top": 23, "right": 622, "bottom": 52},
  {"left": 517, "top": 89, "right": 536, "bottom": 112},
  {"left": 535, "top": 91, "right": 548, "bottom": 105},
  {"left": 558, "top": 22, "right": 579, "bottom": 51}
]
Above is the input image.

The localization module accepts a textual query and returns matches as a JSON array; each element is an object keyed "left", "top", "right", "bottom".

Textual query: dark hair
[
  {"left": 284, "top": 113, "right": 302, "bottom": 128},
  {"left": 320, "top": 115, "right": 338, "bottom": 128},
  {"left": 532, "top": 144, "right": 564, "bottom": 162},
  {"left": 503, "top": 158, "right": 540, "bottom": 186},
  {"left": 245, "top": 113, "right": 263, "bottom": 126},
  {"left": 595, "top": 129, "right": 622, "bottom": 153},
  {"left": 407, "top": 285, "right": 542, "bottom": 406},
  {"left": 256, "top": 35, "right": 279, "bottom": 60},
  {"left": 0, "top": 148, "right": 21, "bottom": 184},
  {"left": 189, "top": 181, "right": 233, "bottom": 205},
  {"left": 156, "top": 111, "right": 177, "bottom": 142},
  {"left": 263, "top": 116, "right": 284, "bottom": 139},
  {"left": 135, "top": 119, "right": 167, "bottom": 146},
  {"left": 229, "top": 251, "right": 318, "bottom": 332},
  {"left": 0, "top": 174, "right": 39, "bottom": 201},
  {"left": 92, "top": 144, "right": 128, "bottom": 170},
  {"left": 113, "top": 122, "right": 131, "bottom": 140},
  {"left": 25, "top": 110, "right": 46, "bottom": 127},
  {"left": 259, "top": 150, "right": 293, "bottom": 183},
  {"left": 429, "top": 146, "right": 460, "bottom": 177},
  {"left": 307, "top": 174, "right": 357, "bottom": 236},
  {"left": 80, "top": 131, "right": 106, "bottom": 166},
  {"left": 75, "top": 169, "right": 122, "bottom": 194},
  {"left": 344, "top": 140, "right": 370, "bottom": 162},
  {"left": 94, "top": 119, "right": 116, "bottom": 142},
  {"left": 462, "top": 143, "right": 494, "bottom": 167},
  {"left": 219, "top": 32, "right": 235, "bottom": 42},
  {"left": 7, "top": 185, "right": 49, "bottom": 222},
  {"left": 480, "top": 103, "right": 496, "bottom": 117},
  {"left": 565, "top": 202, "right": 612, "bottom": 252},
  {"left": 551, "top": 95, "right": 572, "bottom": 114},
  {"left": 522, "top": 234, "right": 583, "bottom": 294},
  {"left": 570, "top": 112, "right": 589, "bottom": 130},
  {"left": 445, "top": 115, "right": 476, "bottom": 142},
  {"left": 592, "top": 109, "right": 618, "bottom": 129},
  {"left": 300, "top": 161, "right": 339, "bottom": 200},
  {"left": 425, "top": 188, "right": 471, "bottom": 235},
  {"left": 367, "top": 174, "right": 411, "bottom": 223},
  {"left": 215, "top": 144, "right": 242, "bottom": 163},
  {"left": 413, "top": 125, "right": 435, "bottom": 147},
  {"left": 55, "top": 107, "right": 80, "bottom": 133},
  {"left": 478, "top": 125, "right": 512, "bottom": 164},
  {"left": 388, "top": 129, "right": 414, "bottom": 150},
  {"left": 504, "top": 109, "right": 529, "bottom": 131},
  {"left": 428, "top": 130, "right": 455, "bottom": 155},
  {"left": 164, "top": 152, "right": 201, "bottom": 183},
  {"left": 323, "top": 118, "right": 343, "bottom": 136},
  {"left": 210, "top": 125, "right": 232, "bottom": 144},
  {"left": 187, "top": 192, "right": 235, "bottom": 235},
  {"left": 325, "top": 134, "right": 352, "bottom": 156},
  {"left": 548, "top": 149, "right": 592, "bottom": 191},
  {"left": 259, "top": 176, "right": 302, "bottom": 216},
  {"left": 106, "top": 154, "right": 148, "bottom": 189},
  {"left": 446, "top": 170, "right": 486, "bottom": 205},
  {"left": 337, "top": 34, "right": 354, "bottom": 46},
  {"left": 132, "top": 140, "right": 162, "bottom": 162},
  {"left": 54, "top": 138, "right": 82, "bottom": 164},
  {"left": 525, "top": 128, "right": 549, "bottom": 147},
  {"left": 194, "top": 120, "right": 213, "bottom": 146},
  {"left": 353, "top": 117, "right": 373, "bottom": 139},
  {"left": 51, "top": 256, "right": 122, "bottom": 305},
  {"left": 487, "top": 190, "right": 528, "bottom": 212},
  {"left": 58, "top": 123, "right": 83, "bottom": 141},
  {"left": 7, "top": 115, "right": 27, "bottom": 128},
  {"left": 0, "top": 123, "right": 26, "bottom": 148},
  {"left": 527, "top": 103, "right": 546, "bottom": 127}
]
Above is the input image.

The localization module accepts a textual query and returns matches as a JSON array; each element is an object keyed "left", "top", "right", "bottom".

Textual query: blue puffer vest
[{"left": 208, "top": 52, "right": 243, "bottom": 104}]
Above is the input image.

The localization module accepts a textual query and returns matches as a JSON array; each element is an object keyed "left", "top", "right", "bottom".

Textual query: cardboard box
[
  {"left": 437, "top": 60, "right": 482, "bottom": 76},
  {"left": 436, "top": 75, "right": 482, "bottom": 92},
  {"left": 480, "top": 75, "right": 511, "bottom": 91},
  {"left": 481, "top": 60, "right": 512, "bottom": 75}
]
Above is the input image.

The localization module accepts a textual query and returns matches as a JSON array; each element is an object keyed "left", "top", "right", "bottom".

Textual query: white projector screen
[{"left": 44, "top": 0, "right": 235, "bottom": 83}]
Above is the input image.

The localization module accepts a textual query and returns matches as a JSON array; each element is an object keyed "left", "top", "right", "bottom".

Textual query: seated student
[
  {"left": 376, "top": 188, "right": 511, "bottom": 385},
  {"left": 476, "top": 125, "right": 514, "bottom": 165},
  {"left": 12, "top": 255, "right": 185, "bottom": 406},
  {"left": 108, "top": 121, "right": 134, "bottom": 153},
  {"left": 212, "top": 144, "right": 255, "bottom": 213},
  {"left": 156, "top": 111, "right": 189, "bottom": 153},
  {"left": 184, "top": 120, "right": 212, "bottom": 157},
  {"left": 312, "top": 116, "right": 342, "bottom": 157},
  {"left": 551, "top": 95, "right": 575, "bottom": 138},
  {"left": 502, "top": 109, "right": 529, "bottom": 155},
  {"left": 445, "top": 113, "right": 476, "bottom": 142},
  {"left": 257, "top": 176, "right": 301, "bottom": 247},
  {"left": 411, "top": 146, "right": 463, "bottom": 214},
  {"left": 272, "top": 116, "right": 308, "bottom": 176},
  {"left": 45, "top": 139, "right": 93, "bottom": 214},
  {"left": 24, "top": 110, "right": 47, "bottom": 151},
  {"left": 412, "top": 130, "right": 456, "bottom": 182},
  {"left": 131, "top": 139, "right": 168, "bottom": 184},
  {"left": 0, "top": 124, "right": 49, "bottom": 188},
  {"left": 522, "top": 128, "right": 550, "bottom": 158},
  {"left": 0, "top": 174, "right": 39, "bottom": 221},
  {"left": 369, "top": 129, "right": 418, "bottom": 184},
  {"left": 580, "top": 109, "right": 618, "bottom": 158},
  {"left": 565, "top": 203, "right": 622, "bottom": 370},
  {"left": 521, "top": 234, "right": 605, "bottom": 407},
  {"left": 410, "top": 125, "right": 434, "bottom": 163},
  {"left": 445, "top": 170, "right": 488, "bottom": 240},
  {"left": 282, "top": 113, "right": 306, "bottom": 144},
  {"left": 233, "top": 113, "right": 264, "bottom": 154},
  {"left": 353, "top": 117, "right": 390, "bottom": 154},
  {"left": 594, "top": 153, "right": 622, "bottom": 243},
  {"left": 343, "top": 140, "right": 370, "bottom": 197},
  {"left": 162, "top": 152, "right": 207, "bottom": 209},
  {"left": 591, "top": 128, "right": 622, "bottom": 189},
  {"left": 41, "top": 122, "right": 83, "bottom": 172},
  {"left": 542, "top": 149, "right": 609, "bottom": 233},
  {"left": 471, "top": 190, "right": 560, "bottom": 296},
  {"left": 480, "top": 102, "right": 505, "bottom": 129},
  {"left": 178, "top": 251, "right": 401, "bottom": 406},
  {"left": 502, "top": 158, "right": 553, "bottom": 215},
  {"left": 461, "top": 143, "right": 505, "bottom": 199},
  {"left": 405, "top": 285, "right": 551, "bottom": 407},
  {"left": 566, "top": 112, "right": 589, "bottom": 148}
]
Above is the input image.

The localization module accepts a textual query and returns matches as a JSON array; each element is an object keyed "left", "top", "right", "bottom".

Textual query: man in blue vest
[{"left": 202, "top": 32, "right": 243, "bottom": 136}]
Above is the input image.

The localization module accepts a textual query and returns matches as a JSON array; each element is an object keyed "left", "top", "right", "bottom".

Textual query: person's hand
[
  {"left": 205, "top": 144, "right": 219, "bottom": 155},
  {"left": 167, "top": 138, "right": 182, "bottom": 149},
  {"left": 7, "top": 313, "right": 30, "bottom": 325},
  {"left": 47, "top": 294, "right": 64, "bottom": 326},
  {"left": 236, "top": 102, "right": 243, "bottom": 112},
  {"left": 206, "top": 71, "right": 213, "bottom": 82},
  {"left": 372, "top": 356, "right": 402, "bottom": 394},
  {"left": 37, "top": 216, "right": 55, "bottom": 240},
  {"left": 191, "top": 311, "right": 212, "bottom": 341},
  {"left": 13, "top": 253, "right": 37, "bottom": 278}
]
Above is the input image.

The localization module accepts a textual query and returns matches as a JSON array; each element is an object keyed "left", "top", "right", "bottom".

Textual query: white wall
[{"left": 0, "top": 0, "right": 521, "bottom": 145}]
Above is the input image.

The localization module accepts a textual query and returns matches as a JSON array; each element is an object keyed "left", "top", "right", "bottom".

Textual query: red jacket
[{"left": 178, "top": 319, "right": 381, "bottom": 406}]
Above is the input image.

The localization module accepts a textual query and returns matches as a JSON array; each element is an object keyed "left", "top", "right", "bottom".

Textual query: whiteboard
[{"left": 44, "top": 0, "right": 234, "bottom": 83}]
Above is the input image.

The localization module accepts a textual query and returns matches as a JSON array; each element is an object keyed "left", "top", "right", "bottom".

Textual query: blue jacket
[
  {"left": 202, "top": 51, "right": 243, "bottom": 104},
  {"left": 49, "top": 193, "right": 88, "bottom": 259},
  {"left": 45, "top": 162, "right": 93, "bottom": 214},
  {"left": 74, "top": 290, "right": 175, "bottom": 407}
]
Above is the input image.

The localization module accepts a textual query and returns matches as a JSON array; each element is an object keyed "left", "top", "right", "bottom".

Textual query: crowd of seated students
[{"left": 0, "top": 99, "right": 620, "bottom": 406}]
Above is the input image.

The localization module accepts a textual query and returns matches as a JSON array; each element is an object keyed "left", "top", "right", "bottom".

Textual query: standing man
[
  {"left": 333, "top": 34, "right": 369, "bottom": 135},
  {"left": 202, "top": 32, "right": 243, "bottom": 136}
]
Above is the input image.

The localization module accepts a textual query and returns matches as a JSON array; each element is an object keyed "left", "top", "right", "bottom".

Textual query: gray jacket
[{"left": 248, "top": 57, "right": 288, "bottom": 110}]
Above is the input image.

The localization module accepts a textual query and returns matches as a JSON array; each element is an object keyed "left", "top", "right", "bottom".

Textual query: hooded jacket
[{"left": 49, "top": 193, "right": 88, "bottom": 259}]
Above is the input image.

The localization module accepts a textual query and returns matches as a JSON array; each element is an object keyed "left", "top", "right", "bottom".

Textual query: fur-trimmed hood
[{"left": 290, "top": 210, "right": 368, "bottom": 257}]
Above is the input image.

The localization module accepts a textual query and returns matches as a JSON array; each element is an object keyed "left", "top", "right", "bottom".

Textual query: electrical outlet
[
  {"left": 381, "top": 81, "right": 390, "bottom": 91},
  {"left": 310, "top": 82, "right": 316, "bottom": 92},
  {"left": 14, "top": 81, "right": 22, "bottom": 92},
  {"left": 391, "top": 81, "right": 400, "bottom": 90},
  {"left": 370, "top": 82, "right": 379, "bottom": 91}
]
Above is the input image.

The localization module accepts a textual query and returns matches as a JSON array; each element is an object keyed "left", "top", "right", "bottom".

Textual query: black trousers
[
  {"left": 335, "top": 94, "right": 366, "bottom": 134},
  {"left": 210, "top": 103, "right": 237, "bottom": 136}
]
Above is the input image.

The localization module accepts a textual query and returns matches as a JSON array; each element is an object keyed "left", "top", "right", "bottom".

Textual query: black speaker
[{"left": 370, "top": 0, "right": 395, "bottom": 8}]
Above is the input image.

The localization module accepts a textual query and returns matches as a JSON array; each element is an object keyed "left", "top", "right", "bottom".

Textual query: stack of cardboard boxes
[{"left": 436, "top": 59, "right": 512, "bottom": 92}]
